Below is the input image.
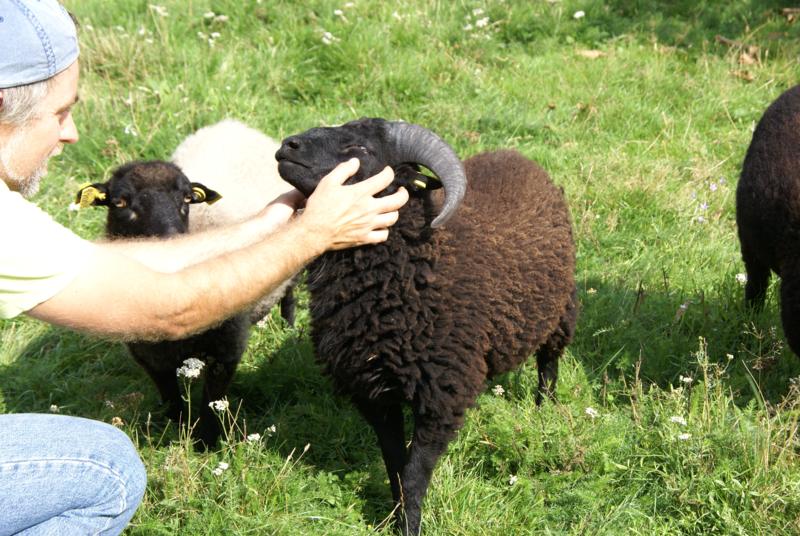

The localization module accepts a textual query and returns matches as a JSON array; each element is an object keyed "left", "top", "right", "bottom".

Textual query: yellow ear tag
[
  {"left": 413, "top": 179, "right": 427, "bottom": 189},
  {"left": 191, "top": 186, "right": 207, "bottom": 203},
  {"left": 78, "top": 185, "right": 107, "bottom": 209}
]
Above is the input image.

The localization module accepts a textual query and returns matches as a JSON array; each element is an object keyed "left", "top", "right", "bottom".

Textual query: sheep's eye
[
  {"left": 344, "top": 145, "right": 368, "bottom": 154},
  {"left": 183, "top": 195, "right": 192, "bottom": 204},
  {"left": 113, "top": 198, "right": 127, "bottom": 209}
]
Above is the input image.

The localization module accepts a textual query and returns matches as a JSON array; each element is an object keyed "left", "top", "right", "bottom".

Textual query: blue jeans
[{"left": 0, "top": 414, "right": 146, "bottom": 535}]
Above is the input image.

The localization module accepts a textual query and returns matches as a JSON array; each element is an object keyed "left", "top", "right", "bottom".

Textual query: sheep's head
[
  {"left": 75, "top": 160, "right": 221, "bottom": 238},
  {"left": 275, "top": 117, "right": 466, "bottom": 228}
]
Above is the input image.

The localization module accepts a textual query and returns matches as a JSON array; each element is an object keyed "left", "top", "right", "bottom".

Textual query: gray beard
[{"left": 0, "top": 130, "right": 46, "bottom": 198}]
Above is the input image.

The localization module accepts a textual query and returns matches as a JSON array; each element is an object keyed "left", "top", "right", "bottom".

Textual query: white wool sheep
[{"left": 172, "top": 119, "right": 298, "bottom": 324}]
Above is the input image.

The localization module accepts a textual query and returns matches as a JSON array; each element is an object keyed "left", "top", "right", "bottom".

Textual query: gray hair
[{"left": 0, "top": 79, "right": 51, "bottom": 126}]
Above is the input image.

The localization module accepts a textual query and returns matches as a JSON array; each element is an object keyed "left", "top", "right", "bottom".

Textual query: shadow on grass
[
  {"left": 572, "top": 275, "right": 800, "bottom": 404},
  {"left": 1, "top": 276, "right": 799, "bottom": 526}
]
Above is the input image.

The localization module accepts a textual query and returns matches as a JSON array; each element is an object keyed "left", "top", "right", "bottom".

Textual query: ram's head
[{"left": 275, "top": 118, "right": 466, "bottom": 228}]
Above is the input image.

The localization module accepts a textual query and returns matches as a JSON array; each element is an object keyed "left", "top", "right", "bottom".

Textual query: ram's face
[{"left": 275, "top": 118, "right": 390, "bottom": 197}]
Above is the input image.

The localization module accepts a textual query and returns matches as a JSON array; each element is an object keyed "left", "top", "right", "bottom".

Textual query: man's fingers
[
  {"left": 356, "top": 166, "right": 395, "bottom": 195},
  {"left": 374, "top": 187, "right": 408, "bottom": 212},
  {"left": 322, "top": 158, "right": 361, "bottom": 186}
]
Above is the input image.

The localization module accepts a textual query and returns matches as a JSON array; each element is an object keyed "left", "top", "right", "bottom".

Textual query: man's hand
[{"left": 300, "top": 158, "right": 409, "bottom": 251}]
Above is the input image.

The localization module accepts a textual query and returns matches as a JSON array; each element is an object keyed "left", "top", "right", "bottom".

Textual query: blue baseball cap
[{"left": 0, "top": 0, "right": 79, "bottom": 89}]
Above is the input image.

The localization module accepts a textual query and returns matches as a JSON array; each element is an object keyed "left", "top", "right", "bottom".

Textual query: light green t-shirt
[{"left": 0, "top": 181, "right": 94, "bottom": 318}]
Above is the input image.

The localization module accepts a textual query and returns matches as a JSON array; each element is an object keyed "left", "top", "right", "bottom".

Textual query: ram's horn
[{"left": 385, "top": 121, "right": 466, "bottom": 228}]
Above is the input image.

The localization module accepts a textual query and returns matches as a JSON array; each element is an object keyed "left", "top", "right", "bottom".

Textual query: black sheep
[
  {"left": 736, "top": 84, "right": 800, "bottom": 357},
  {"left": 276, "top": 118, "right": 578, "bottom": 535},
  {"left": 76, "top": 161, "right": 248, "bottom": 448}
]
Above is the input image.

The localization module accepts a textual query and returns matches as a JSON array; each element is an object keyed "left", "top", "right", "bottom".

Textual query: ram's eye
[
  {"left": 113, "top": 198, "right": 127, "bottom": 208},
  {"left": 183, "top": 195, "right": 193, "bottom": 204},
  {"left": 345, "top": 145, "right": 368, "bottom": 154}
]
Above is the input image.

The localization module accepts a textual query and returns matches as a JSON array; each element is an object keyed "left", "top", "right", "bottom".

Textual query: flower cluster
[
  {"left": 211, "top": 461, "right": 229, "bottom": 476},
  {"left": 492, "top": 384, "right": 505, "bottom": 397},
  {"left": 208, "top": 399, "right": 230, "bottom": 412},
  {"left": 176, "top": 358, "right": 204, "bottom": 379},
  {"left": 463, "top": 7, "right": 492, "bottom": 38}
]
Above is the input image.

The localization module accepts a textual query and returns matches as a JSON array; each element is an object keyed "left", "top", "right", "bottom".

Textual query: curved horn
[{"left": 385, "top": 121, "right": 466, "bottom": 228}]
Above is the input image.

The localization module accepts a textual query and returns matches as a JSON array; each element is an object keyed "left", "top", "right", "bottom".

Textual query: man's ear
[{"left": 190, "top": 182, "right": 222, "bottom": 205}]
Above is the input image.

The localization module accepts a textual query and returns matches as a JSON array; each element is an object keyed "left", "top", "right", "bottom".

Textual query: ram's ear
[
  {"left": 190, "top": 182, "right": 222, "bottom": 205},
  {"left": 74, "top": 183, "right": 110, "bottom": 208}
]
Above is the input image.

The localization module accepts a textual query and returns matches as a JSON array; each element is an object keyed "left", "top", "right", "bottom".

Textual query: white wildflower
[
  {"left": 726, "top": 353, "right": 734, "bottom": 361},
  {"left": 123, "top": 124, "right": 138, "bottom": 137},
  {"left": 492, "top": 384, "right": 505, "bottom": 397},
  {"left": 464, "top": 23, "right": 474, "bottom": 31},
  {"left": 203, "top": 11, "right": 215, "bottom": 19},
  {"left": 677, "top": 433, "right": 691, "bottom": 441},
  {"left": 573, "top": 10, "right": 585, "bottom": 19},
  {"left": 334, "top": 9, "right": 344, "bottom": 16},
  {"left": 587, "top": 287, "right": 597, "bottom": 295},
  {"left": 709, "top": 183, "right": 718, "bottom": 192},
  {"left": 696, "top": 215, "right": 706, "bottom": 223},
  {"left": 148, "top": 4, "right": 169, "bottom": 17},
  {"left": 585, "top": 407, "right": 599, "bottom": 419},
  {"left": 736, "top": 273, "right": 748, "bottom": 285},
  {"left": 321, "top": 31, "right": 338, "bottom": 45},
  {"left": 211, "top": 461, "right": 229, "bottom": 476},
  {"left": 210, "top": 32, "right": 221, "bottom": 39},
  {"left": 215, "top": 15, "right": 229, "bottom": 23},
  {"left": 344, "top": 2, "right": 355, "bottom": 7},
  {"left": 209, "top": 399, "right": 230, "bottom": 412},
  {"left": 266, "top": 424, "right": 277, "bottom": 436},
  {"left": 473, "top": 8, "right": 485, "bottom": 16},
  {"left": 669, "top": 415, "right": 687, "bottom": 426},
  {"left": 508, "top": 474, "right": 518, "bottom": 486},
  {"left": 679, "top": 375, "right": 692, "bottom": 385},
  {"left": 68, "top": 202, "right": 80, "bottom": 212},
  {"left": 176, "top": 357, "right": 204, "bottom": 379},
  {"left": 246, "top": 433, "right": 261, "bottom": 443},
  {"left": 475, "top": 17, "right": 490, "bottom": 28},
  {"left": 49, "top": 404, "right": 59, "bottom": 413}
]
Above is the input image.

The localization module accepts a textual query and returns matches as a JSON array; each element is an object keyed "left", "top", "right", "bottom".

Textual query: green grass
[{"left": 3, "top": 0, "right": 800, "bottom": 533}]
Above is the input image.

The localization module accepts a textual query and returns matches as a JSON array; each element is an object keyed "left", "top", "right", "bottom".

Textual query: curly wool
[
  {"left": 737, "top": 84, "right": 800, "bottom": 355},
  {"left": 308, "top": 148, "right": 576, "bottom": 433}
]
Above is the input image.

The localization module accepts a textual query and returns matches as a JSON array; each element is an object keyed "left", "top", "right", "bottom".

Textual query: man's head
[{"left": 0, "top": 0, "right": 80, "bottom": 197}]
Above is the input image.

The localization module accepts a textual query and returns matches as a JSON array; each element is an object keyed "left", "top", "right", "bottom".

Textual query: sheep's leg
[
  {"left": 742, "top": 245, "right": 771, "bottom": 310},
  {"left": 536, "top": 288, "right": 578, "bottom": 405},
  {"left": 280, "top": 286, "right": 296, "bottom": 326},
  {"left": 398, "top": 415, "right": 458, "bottom": 536},
  {"left": 353, "top": 399, "right": 406, "bottom": 505},
  {"left": 132, "top": 357, "right": 183, "bottom": 421},
  {"left": 197, "top": 360, "right": 239, "bottom": 449},
  {"left": 779, "top": 266, "right": 800, "bottom": 358}
]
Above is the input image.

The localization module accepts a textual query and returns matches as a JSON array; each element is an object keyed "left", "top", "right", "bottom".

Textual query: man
[{"left": 0, "top": 1, "right": 408, "bottom": 534}]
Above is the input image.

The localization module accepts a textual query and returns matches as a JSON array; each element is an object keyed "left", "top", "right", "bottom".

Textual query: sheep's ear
[
  {"left": 190, "top": 182, "right": 222, "bottom": 205},
  {"left": 74, "top": 183, "right": 109, "bottom": 208}
]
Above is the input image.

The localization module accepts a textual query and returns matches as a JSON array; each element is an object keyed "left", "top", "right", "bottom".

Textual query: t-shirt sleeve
[{"left": 0, "top": 189, "right": 95, "bottom": 319}]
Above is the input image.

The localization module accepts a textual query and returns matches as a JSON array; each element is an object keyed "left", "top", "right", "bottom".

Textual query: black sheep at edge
[
  {"left": 737, "top": 85, "right": 800, "bottom": 357},
  {"left": 77, "top": 160, "right": 249, "bottom": 449},
  {"left": 276, "top": 118, "right": 578, "bottom": 535}
]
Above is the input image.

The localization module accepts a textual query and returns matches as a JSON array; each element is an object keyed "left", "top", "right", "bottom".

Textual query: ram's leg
[
  {"left": 536, "top": 287, "right": 577, "bottom": 405},
  {"left": 197, "top": 359, "right": 239, "bottom": 450},
  {"left": 779, "top": 265, "right": 800, "bottom": 359},
  {"left": 353, "top": 399, "right": 407, "bottom": 505},
  {"left": 280, "top": 285, "right": 296, "bottom": 326},
  {"left": 398, "top": 414, "right": 461, "bottom": 536},
  {"left": 741, "top": 243, "right": 771, "bottom": 310}
]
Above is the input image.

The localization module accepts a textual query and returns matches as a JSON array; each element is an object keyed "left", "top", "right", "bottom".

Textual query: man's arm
[
  {"left": 28, "top": 160, "right": 407, "bottom": 341},
  {"left": 100, "top": 189, "right": 305, "bottom": 273}
]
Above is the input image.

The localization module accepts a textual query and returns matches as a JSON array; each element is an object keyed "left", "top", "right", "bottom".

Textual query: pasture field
[{"left": 3, "top": 0, "right": 800, "bottom": 533}]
